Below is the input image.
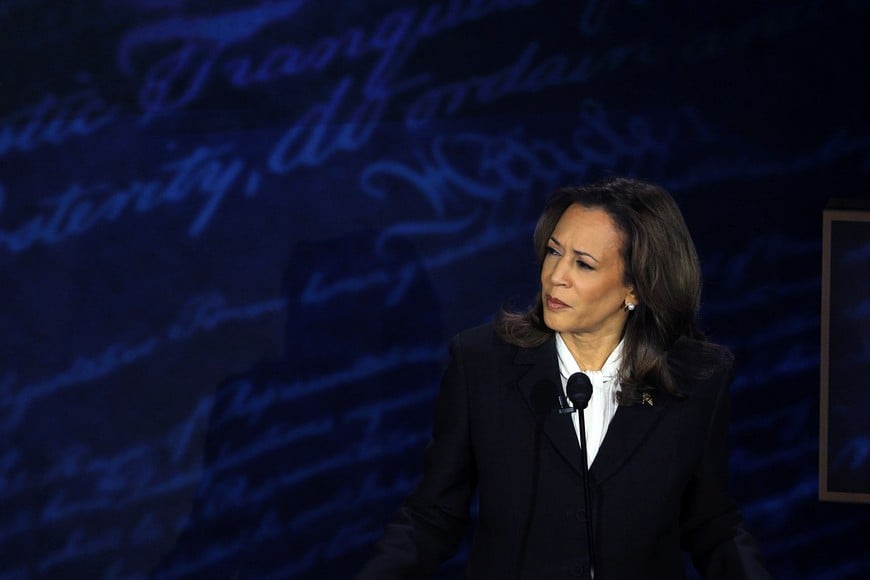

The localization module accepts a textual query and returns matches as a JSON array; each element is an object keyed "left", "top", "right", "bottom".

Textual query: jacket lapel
[
  {"left": 514, "top": 336, "right": 674, "bottom": 485},
  {"left": 589, "top": 397, "right": 669, "bottom": 486},
  {"left": 515, "top": 338, "right": 584, "bottom": 478}
]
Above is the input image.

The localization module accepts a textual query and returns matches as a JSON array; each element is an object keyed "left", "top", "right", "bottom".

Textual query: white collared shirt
[{"left": 555, "top": 333, "right": 623, "bottom": 468}]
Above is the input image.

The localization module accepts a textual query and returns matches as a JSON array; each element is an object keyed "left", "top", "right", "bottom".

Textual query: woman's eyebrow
[{"left": 550, "top": 235, "right": 599, "bottom": 263}]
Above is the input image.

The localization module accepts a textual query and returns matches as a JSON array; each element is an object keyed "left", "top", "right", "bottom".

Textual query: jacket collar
[
  {"left": 515, "top": 334, "right": 670, "bottom": 486},
  {"left": 516, "top": 336, "right": 584, "bottom": 477}
]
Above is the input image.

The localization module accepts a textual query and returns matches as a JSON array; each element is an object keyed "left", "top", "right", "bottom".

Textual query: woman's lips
[{"left": 545, "top": 295, "right": 569, "bottom": 310}]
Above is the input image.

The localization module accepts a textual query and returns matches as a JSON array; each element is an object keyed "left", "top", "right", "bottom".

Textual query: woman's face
[{"left": 540, "top": 204, "right": 636, "bottom": 343}]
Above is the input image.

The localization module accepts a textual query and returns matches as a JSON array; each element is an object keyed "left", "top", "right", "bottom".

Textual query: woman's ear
[{"left": 625, "top": 289, "right": 638, "bottom": 311}]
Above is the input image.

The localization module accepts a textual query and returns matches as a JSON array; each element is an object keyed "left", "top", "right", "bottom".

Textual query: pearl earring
[{"left": 626, "top": 303, "right": 636, "bottom": 311}]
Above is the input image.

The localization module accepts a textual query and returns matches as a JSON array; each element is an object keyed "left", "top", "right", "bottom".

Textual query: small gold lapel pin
[{"left": 642, "top": 392, "right": 654, "bottom": 407}]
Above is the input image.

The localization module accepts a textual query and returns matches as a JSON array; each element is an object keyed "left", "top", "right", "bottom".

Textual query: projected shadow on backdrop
[{"left": 153, "top": 230, "right": 446, "bottom": 578}]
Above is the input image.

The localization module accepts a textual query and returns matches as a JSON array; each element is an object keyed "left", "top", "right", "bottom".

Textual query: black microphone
[
  {"left": 566, "top": 372, "right": 595, "bottom": 580},
  {"left": 566, "top": 372, "right": 593, "bottom": 410}
]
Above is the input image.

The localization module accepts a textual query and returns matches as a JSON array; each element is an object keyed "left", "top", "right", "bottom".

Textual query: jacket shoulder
[
  {"left": 667, "top": 337, "right": 734, "bottom": 394},
  {"left": 453, "top": 322, "right": 499, "bottom": 347},
  {"left": 449, "top": 322, "right": 519, "bottom": 367},
  {"left": 451, "top": 322, "right": 510, "bottom": 350}
]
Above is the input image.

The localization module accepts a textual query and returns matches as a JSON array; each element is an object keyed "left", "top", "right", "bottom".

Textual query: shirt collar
[{"left": 555, "top": 333, "right": 624, "bottom": 382}]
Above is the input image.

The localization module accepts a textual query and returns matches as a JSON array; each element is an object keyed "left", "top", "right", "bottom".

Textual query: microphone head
[{"left": 566, "top": 373, "right": 593, "bottom": 410}]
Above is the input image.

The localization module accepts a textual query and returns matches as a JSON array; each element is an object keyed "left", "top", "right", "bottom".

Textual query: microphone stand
[
  {"left": 576, "top": 409, "right": 594, "bottom": 580},
  {"left": 566, "top": 373, "right": 595, "bottom": 580}
]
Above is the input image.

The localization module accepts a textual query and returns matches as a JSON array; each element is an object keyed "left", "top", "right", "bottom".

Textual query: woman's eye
[
  {"left": 576, "top": 261, "right": 593, "bottom": 270},
  {"left": 546, "top": 246, "right": 559, "bottom": 256}
]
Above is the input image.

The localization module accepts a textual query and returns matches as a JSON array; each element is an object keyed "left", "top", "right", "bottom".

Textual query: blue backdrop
[{"left": 1, "top": 0, "right": 869, "bottom": 578}]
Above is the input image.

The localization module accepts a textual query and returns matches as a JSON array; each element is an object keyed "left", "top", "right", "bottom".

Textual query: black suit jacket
[{"left": 359, "top": 324, "right": 771, "bottom": 579}]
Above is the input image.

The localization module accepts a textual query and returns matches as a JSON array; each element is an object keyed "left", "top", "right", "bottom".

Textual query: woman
[{"left": 359, "top": 178, "right": 771, "bottom": 579}]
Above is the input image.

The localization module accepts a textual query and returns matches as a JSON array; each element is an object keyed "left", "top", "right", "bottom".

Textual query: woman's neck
[{"left": 559, "top": 331, "right": 622, "bottom": 371}]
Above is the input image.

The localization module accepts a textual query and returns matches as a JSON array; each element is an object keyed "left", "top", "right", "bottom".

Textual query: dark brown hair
[{"left": 496, "top": 177, "right": 726, "bottom": 404}]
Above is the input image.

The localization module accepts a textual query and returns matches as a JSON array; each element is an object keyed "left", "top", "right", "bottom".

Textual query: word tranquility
[{"left": 119, "top": 0, "right": 539, "bottom": 113}]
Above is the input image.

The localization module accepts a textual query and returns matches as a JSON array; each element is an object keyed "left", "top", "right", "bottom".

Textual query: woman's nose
[{"left": 549, "top": 257, "right": 570, "bottom": 286}]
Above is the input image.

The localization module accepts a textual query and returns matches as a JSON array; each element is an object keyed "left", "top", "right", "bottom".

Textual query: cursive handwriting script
[
  {"left": 0, "top": 145, "right": 251, "bottom": 255},
  {"left": 681, "top": 0, "right": 825, "bottom": 62},
  {"left": 404, "top": 41, "right": 653, "bottom": 129},
  {"left": 0, "top": 89, "right": 118, "bottom": 158},
  {"left": 120, "top": 0, "right": 539, "bottom": 114},
  {"left": 1, "top": 291, "right": 285, "bottom": 430},
  {"left": 119, "top": 0, "right": 309, "bottom": 115}
]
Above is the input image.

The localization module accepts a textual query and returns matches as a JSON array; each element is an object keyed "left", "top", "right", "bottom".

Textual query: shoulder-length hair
[{"left": 496, "top": 177, "right": 726, "bottom": 404}]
